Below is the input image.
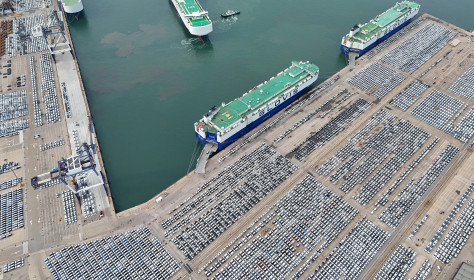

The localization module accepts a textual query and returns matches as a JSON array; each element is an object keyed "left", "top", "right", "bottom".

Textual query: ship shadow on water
[
  {"left": 180, "top": 36, "right": 214, "bottom": 55},
  {"left": 64, "top": 10, "right": 89, "bottom": 28},
  {"left": 338, "top": 52, "right": 349, "bottom": 67}
]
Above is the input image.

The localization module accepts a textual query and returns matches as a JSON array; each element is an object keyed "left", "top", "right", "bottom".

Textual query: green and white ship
[
  {"left": 60, "top": 0, "right": 83, "bottom": 16},
  {"left": 195, "top": 61, "right": 319, "bottom": 150},
  {"left": 341, "top": 1, "right": 420, "bottom": 56},
  {"left": 171, "top": 0, "right": 212, "bottom": 36}
]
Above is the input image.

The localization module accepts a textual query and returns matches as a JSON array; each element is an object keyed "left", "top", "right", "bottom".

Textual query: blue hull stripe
[
  {"left": 340, "top": 17, "right": 413, "bottom": 55},
  {"left": 195, "top": 86, "right": 309, "bottom": 150}
]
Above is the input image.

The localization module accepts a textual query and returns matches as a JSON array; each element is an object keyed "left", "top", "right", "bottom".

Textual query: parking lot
[
  {"left": 0, "top": 1, "right": 113, "bottom": 279},
  {"left": 141, "top": 15, "right": 474, "bottom": 280}
]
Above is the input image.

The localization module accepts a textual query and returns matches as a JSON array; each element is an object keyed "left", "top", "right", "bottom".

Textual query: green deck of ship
[
  {"left": 348, "top": 1, "right": 419, "bottom": 43},
  {"left": 61, "top": 0, "right": 80, "bottom": 6},
  {"left": 177, "top": 0, "right": 211, "bottom": 27},
  {"left": 209, "top": 62, "right": 318, "bottom": 130}
]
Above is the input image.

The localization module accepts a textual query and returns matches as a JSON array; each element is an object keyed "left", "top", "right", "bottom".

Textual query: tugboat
[{"left": 221, "top": 9, "right": 240, "bottom": 17}]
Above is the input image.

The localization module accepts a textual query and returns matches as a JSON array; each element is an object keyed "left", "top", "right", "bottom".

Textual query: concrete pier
[{"left": 0, "top": 1, "right": 113, "bottom": 279}]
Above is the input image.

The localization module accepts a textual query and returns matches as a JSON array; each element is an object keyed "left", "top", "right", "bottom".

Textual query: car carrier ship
[
  {"left": 60, "top": 0, "right": 84, "bottom": 17},
  {"left": 194, "top": 61, "right": 319, "bottom": 151},
  {"left": 341, "top": 1, "right": 420, "bottom": 57},
  {"left": 171, "top": 0, "right": 212, "bottom": 36}
]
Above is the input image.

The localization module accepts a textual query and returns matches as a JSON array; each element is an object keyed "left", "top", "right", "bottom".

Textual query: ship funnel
[{"left": 349, "top": 24, "right": 360, "bottom": 36}]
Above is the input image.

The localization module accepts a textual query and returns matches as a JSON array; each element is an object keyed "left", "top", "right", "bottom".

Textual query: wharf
[
  {"left": 1, "top": 11, "right": 474, "bottom": 280},
  {"left": 0, "top": 0, "right": 113, "bottom": 279}
]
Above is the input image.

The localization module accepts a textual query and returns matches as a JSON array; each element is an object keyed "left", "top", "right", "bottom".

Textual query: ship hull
[
  {"left": 341, "top": 9, "right": 417, "bottom": 56},
  {"left": 170, "top": 0, "right": 212, "bottom": 36},
  {"left": 62, "top": 0, "right": 83, "bottom": 14},
  {"left": 195, "top": 84, "right": 313, "bottom": 150}
]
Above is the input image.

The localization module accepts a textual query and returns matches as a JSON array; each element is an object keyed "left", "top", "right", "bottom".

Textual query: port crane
[
  {"left": 30, "top": 143, "right": 105, "bottom": 203},
  {"left": 39, "top": 9, "right": 74, "bottom": 61}
]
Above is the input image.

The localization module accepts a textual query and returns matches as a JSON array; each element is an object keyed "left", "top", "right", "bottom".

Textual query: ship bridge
[{"left": 184, "top": 11, "right": 208, "bottom": 18}]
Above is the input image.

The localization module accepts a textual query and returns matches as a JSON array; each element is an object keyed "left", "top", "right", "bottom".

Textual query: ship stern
[{"left": 189, "top": 23, "right": 213, "bottom": 36}]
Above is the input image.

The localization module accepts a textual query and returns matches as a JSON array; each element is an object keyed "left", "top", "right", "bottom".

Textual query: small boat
[{"left": 221, "top": 9, "right": 240, "bottom": 17}]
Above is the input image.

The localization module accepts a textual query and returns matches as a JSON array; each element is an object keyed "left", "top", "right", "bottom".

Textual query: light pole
[{"left": 4, "top": 158, "right": 18, "bottom": 180}]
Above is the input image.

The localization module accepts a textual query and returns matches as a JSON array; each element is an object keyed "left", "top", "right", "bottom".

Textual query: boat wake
[
  {"left": 170, "top": 37, "right": 209, "bottom": 50},
  {"left": 218, "top": 17, "right": 238, "bottom": 31}
]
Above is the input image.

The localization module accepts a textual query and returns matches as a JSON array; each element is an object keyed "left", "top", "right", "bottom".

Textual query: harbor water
[{"left": 67, "top": 0, "right": 474, "bottom": 212}]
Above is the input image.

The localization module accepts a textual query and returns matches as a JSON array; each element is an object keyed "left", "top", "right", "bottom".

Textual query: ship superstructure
[
  {"left": 341, "top": 1, "right": 420, "bottom": 56},
  {"left": 195, "top": 61, "right": 319, "bottom": 150},
  {"left": 171, "top": 0, "right": 212, "bottom": 36}
]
